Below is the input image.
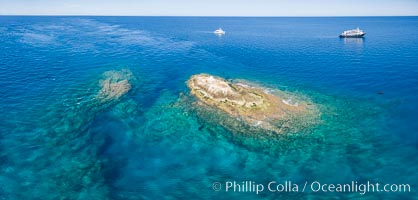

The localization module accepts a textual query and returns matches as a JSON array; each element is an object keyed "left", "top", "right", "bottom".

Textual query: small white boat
[
  {"left": 339, "top": 28, "right": 365, "bottom": 38},
  {"left": 214, "top": 28, "right": 225, "bottom": 35}
]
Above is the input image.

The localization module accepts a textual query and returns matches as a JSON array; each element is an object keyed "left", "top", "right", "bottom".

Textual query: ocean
[{"left": 0, "top": 16, "right": 417, "bottom": 199}]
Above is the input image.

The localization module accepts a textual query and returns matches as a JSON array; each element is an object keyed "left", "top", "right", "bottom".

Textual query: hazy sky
[{"left": 0, "top": 0, "right": 417, "bottom": 16}]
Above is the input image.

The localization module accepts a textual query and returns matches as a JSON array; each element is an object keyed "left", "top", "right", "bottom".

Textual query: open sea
[{"left": 0, "top": 16, "right": 417, "bottom": 199}]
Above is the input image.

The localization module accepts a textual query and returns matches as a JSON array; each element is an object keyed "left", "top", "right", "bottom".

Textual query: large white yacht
[{"left": 339, "top": 28, "right": 365, "bottom": 38}]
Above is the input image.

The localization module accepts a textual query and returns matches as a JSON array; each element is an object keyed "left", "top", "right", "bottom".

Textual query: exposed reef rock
[{"left": 187, "top": 74, "right": 319, "bottom": 135}]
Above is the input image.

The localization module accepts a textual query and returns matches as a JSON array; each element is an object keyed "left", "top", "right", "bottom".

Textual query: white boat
[
  {"left": 214, "top": 28, "right": 225, "bottom": 35},
  {"left": 339, "top": 28, "right": 365, "bottom": 38}
]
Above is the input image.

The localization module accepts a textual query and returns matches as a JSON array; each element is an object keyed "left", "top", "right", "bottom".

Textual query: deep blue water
[{"left": 0, "top": 16, "right": 417, "bottom": 199}]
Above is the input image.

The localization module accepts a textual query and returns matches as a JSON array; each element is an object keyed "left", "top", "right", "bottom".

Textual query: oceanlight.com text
[{"left": 211, "top": 180, "right": 411, "bottom": 195}]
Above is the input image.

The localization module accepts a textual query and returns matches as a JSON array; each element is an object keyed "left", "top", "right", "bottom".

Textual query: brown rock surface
[{"left": 187, "top": 73, "right": 317, "bottom": 133}]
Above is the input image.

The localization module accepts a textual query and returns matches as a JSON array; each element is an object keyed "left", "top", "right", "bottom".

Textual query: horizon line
[{"left": 1, "top": 14, "right": 417, "bottom": 17}]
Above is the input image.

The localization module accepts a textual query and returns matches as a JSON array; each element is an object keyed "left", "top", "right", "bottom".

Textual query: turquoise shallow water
[{"left": 0, "top": 16, "right": 417, "bottom": 199}]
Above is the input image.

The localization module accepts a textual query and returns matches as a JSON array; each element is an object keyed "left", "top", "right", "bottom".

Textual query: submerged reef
[
  {"left": 47, "top": 69, "right": 135, "bottom": 198},
  {"left": 1, "top": 69, "right": 135, "bottom": 200},
  {"left": 187, "top": 74, "right": 319, "bottom": 135},
  {"left": 52, "top": 69, "right": 135, "bottom": 134}
]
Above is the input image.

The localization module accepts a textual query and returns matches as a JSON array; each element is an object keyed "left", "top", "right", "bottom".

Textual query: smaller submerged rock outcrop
[
  {"left": 96, "top": 69, "right": 134, "bottom": 102},
  {"left": 187, "top": 74, "right": 319, "bottom": 135}
]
